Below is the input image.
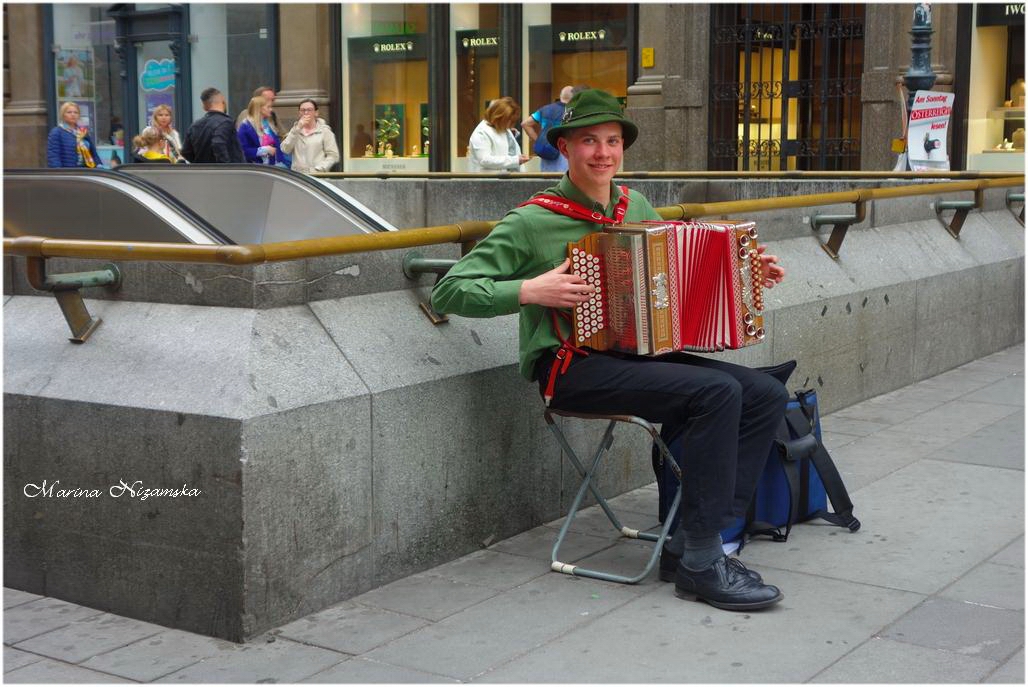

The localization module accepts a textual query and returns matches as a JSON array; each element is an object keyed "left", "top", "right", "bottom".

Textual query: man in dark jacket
[{"left": 181, "top": 87, "right": 244, "bottom": 163}]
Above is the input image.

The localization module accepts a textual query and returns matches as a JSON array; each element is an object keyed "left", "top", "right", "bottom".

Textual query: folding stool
[{"left": 543, "top": 407, "right": 683, "bottom": 584}]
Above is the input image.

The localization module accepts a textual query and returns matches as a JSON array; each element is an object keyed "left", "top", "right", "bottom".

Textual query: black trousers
[{"left": 537, "top": 349, "right": 788, "bottom": 536}]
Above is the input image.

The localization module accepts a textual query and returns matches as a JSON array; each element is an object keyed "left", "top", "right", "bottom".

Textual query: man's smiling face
[{"left": 557, "top": 121, "right": 624, "bottom": 193}]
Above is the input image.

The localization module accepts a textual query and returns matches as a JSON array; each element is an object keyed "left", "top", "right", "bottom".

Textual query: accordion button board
[{"left": 568, "top": 220, "right": 766, "bottom": 355}]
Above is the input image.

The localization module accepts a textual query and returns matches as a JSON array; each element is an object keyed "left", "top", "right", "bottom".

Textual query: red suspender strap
[
  {"left": 518, "top": 185, "right": 631, "bottom": 224},
  {"left": 543, "top": 310, "right": 590, "bottom": 407}
]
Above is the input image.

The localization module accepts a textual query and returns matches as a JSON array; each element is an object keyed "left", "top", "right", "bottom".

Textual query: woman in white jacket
[
  {"left": 467, "top": 97, "right": 528, "bottom": 172},
  {"left": 280, "top": 99, "right": 341, "bottom": 173}
]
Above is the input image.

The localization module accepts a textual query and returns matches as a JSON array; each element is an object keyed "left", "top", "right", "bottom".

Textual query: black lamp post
[{"left": 904, "top": 2, "right": 937, "bottom": 116}]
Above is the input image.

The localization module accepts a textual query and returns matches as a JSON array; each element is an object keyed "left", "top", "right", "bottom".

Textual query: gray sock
[
  {"left": 664, "top": 525, "right": 686, "bottom": 557},
  {"left": 678, "top": 531, "right": 724, "bottom": 571}
]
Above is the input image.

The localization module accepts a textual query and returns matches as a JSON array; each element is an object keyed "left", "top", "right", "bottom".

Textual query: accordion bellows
[{"left": 568, "top": 220, "right": 766, "bottom": 355}]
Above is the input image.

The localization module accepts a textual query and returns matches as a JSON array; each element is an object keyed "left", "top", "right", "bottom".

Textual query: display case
[{"left": 969, "top": 106, "right": 1025, "bottom": 172}]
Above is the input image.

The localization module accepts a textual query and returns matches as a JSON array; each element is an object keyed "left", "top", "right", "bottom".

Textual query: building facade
[{"left": 4, "top": 3, "right": 1024, "bottom": 173}]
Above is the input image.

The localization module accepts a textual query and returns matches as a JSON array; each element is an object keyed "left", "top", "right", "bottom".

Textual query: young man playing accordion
[{"left": 432, "top": 89, "right": 788, "bottom": 611}]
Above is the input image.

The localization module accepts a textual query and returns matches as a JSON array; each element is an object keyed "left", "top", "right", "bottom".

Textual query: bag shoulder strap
[
  {"left": 785, "top": 392, "right": 860, "bottom": 531},
  {"left": 747, "top": 392, "right": 860, "bottom": 542},
  {"left": 806, "top": 440, "right": 860, "bottom": 531}
]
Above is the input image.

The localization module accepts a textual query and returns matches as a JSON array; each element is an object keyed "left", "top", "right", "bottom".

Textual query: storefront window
[
  {"left": 525, "top": 4, "right": 629, "bottom": 118},
  {"left": 966, "top": 4, "right": 1025, "bottom": 172},
  {"left": 189, "top": 4, "right": 277, "bottom": 126},
  {"left": 51, "top": 4, "right": 123, "bottom": 166},
  {"left": 343, "top": 3, "right": 431, "bottom": 172},
  {"left": 453, "top": 4, "right": 500, "bottom": 165}
]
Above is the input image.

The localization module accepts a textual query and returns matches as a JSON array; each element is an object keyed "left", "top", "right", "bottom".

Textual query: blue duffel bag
[{"left": 652, "top": 361, "right": 859, "bottom": 550}]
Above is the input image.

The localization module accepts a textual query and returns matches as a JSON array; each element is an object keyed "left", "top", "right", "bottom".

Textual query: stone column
[
  {"left": 624, "top": 3, "right": 667, "bottom": 170},
  {"left": 626, "top": 4, "right": 710, "bottom": 171},
  {"left": 277, "top": 4, "right": 333, "bottom": 127},
  {"left": 4, "top": 4, "right": 49, "bottom": 168}
]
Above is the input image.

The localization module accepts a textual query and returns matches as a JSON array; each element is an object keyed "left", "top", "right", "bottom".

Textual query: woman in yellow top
[{"left": 132, "top": 129, "right": 173, "bottom": 163}]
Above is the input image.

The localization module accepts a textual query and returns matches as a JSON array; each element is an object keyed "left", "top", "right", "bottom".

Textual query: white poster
[{"left": 907, "top": 90, "right": 955, "bottom": 171}]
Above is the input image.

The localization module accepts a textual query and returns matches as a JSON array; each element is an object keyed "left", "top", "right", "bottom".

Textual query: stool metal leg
[{"left": 545, "top": 412, "right": 683, "bottom": 584}]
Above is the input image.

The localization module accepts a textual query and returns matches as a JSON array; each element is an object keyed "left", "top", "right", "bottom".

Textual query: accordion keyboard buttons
[{"left": 571, "top": 248, "right": 605, "bottom": 339}]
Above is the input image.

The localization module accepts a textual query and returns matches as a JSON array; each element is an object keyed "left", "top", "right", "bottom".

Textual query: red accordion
[{"left": 568, "top": 220, "right": 766, "bottom": 355}]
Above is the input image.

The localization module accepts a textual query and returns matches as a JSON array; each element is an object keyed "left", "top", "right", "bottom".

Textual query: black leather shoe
[
  {"left": 659, "top": 547, "right": 763, "bottom": 584},
  {"left": 674, "top": 556, "right": 783, "bottom": 611}
]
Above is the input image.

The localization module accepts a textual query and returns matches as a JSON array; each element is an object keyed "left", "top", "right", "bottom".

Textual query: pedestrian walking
[
  {"left": 180, "top": 87, "right": 244, "bottom": 163},
  {"left": 467, "top": 96, "right": 528, "bottom": 172},
  {"left": 46, "top": 101, "right": 102, "bottom": 168}
]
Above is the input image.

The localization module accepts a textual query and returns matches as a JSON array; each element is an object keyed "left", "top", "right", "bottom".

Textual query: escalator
[
  {"left": 4, "top": 168, "right": 230, "bottom": 244},
  {"left": 117, "top": 164, "right": 395, "bottom": 243},
  {"left": 4, "top": 165, "right": 395, "bottom": 246}
]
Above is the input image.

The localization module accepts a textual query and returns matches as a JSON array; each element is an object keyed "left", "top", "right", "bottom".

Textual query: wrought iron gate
[{"left": 709, "top": 4, "right": 865, "bottom": 171}]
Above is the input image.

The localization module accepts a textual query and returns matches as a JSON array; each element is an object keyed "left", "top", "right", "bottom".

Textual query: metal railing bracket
[
  {"left": 25, "top": 257, "right": 121, "bottom": 343},
  {"left": 936, "top": 187, "right": 984, "bottom": 238},
  {"left": 811, "top": 200, "right": 866, "bottom": 259},
  {"left": 402, "top": 250, "right": 457, "bottom": 324},
  {"left": 1006, "top": 190, "right": 1024, "bottom": 226}
]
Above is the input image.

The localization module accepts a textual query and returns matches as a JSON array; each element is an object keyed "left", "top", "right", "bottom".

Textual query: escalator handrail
[
  {"left": 116, "top": 163, "right": 396, "bottom": 232},
  {"left": 5, "top": 168, "right": 234, "bottom": 245}
]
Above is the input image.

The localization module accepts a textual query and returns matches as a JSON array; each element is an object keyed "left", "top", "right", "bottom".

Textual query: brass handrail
[
  {"left": 314, "top": 170, "right": 1020, "bottom": 180},
  {"left": 4, "top": 177, "right": 1023, "bottom": 266}
]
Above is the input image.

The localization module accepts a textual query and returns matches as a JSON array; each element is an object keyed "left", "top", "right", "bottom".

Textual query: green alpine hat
[{"left": 545, "top": 88, "right": 639, "bottom": 149}]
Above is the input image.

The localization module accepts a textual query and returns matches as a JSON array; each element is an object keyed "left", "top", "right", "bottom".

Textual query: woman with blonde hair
[
  {"left": 131, "top": 128, "right": 173, "bottom": 163},
  {"left": 236, "top": 95, "right": 286, "bottom": 166},
  {"left": 138, "top": 104, "right": 183, "bottom": 163},
  {"left": 467, "top": 96, "right": 528, "bottom": 172},
  {"left": 47, "top": 101, "right": 102, "bottom": 168}
]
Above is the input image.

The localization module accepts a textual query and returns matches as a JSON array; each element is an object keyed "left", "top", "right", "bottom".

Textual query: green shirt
[{"left": 431, "top": 175, "right": 662, "bottom": 380}]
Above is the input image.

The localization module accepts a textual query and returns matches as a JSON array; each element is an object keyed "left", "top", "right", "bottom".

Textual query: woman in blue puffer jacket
[
  {"left": 47, "top": 101, "right": 102, "bottom": 168},
  {"left": 236, "top": 95, "right": 287, "bottom": 166}
]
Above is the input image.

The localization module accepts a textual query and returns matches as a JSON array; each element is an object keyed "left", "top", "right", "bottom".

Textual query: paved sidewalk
[{"left": 4, "top": 344, "right": 1024, "bottom": 683}]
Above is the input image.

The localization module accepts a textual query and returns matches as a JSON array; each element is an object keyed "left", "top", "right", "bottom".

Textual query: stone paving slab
[
  {"left": 825, "top": 382, "right": 964, "bottom": 424},
  {"left": 154, "top": 636, "right": 344, "bottom": 683},
  {"left": 880, "top": 597, "right": 1024, "bottom": 663},
  {"left": 487, "top": 522, "right": 615, "bottom": 562},
  {"left": 3, "top": 647, "right": 44, "bottom": 672},
  {"left": 990, "top": 535, "right": 1025, "bottom": 568},
  {"left": 2, "top": 598, "right": 104, "bottom": 644},
  {"left": 819, "top": 416, "right": 893, "bottom": 437},
  {"left": 820, "top": 430, "right": 862, "bottom": 452},
  {"left": 886, "top": 399, "right": 1020, "bottom": 442},
  {"left": 79, "top": 629, "right": 238, "bottom": 682},
  {"left": 276, "top": 603, "right": 429, "bottom": 654},
  {"left": 916, "top": 364, "right": 1017, "bottom": 393},
  {"left": 474, "top": 568, "right": 923, "bottom": 683},
  {"left": 964, "top": 375, "right": 1025, "bottom": 406},
  {"left": 934, "top": 409, "right": 1025, "bottom": 471},
  {"left": 13, "top": 612, "right": 165, "bottom": 664},
  {"left": 604, "top": 484, "right": 659, "bottom": 517},
  {"left": 302, "top": 656, "right": 460, "bottom": 683},
  {"left": 826, "top": 428, "right": 949, "bottom": 492},
  {"left": 363, "top": 573, "right": 638, "bottom": 681},
  {"left": 347, "top": 573, "right": 499, "bottom": 622},
  {"left": 740, "top": 459, "right": 1024, "bottom": 595},
  {"left": 419, "top": 549, "right": 548, "bottom": 591},
  {"left": 545, "top": 500, "right": 661, "bottom": 539},
  {"left": 568, "top": 539, "right": 667, "bottom": 592},
  {"left": 4, "top": 657, "right": 134, "bottom": 683},
  {"left": 938, "top": 561, "right": 1025, "bottom": 611},
  {"left": 2, "top": 589, "right": 42, "bottom": 609},
  {"left": 984, "top": 648, "right": 1025, "bottom": 683},
  {"left": 812, "top": 636, "right": 1000, "bottom": 683}
]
